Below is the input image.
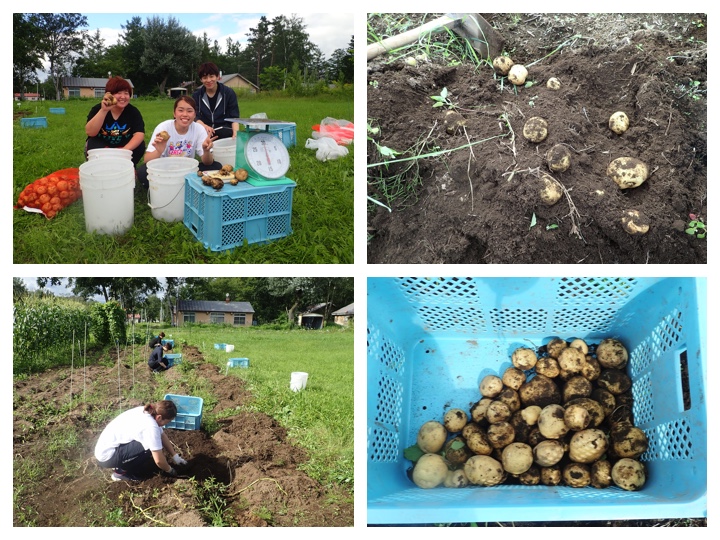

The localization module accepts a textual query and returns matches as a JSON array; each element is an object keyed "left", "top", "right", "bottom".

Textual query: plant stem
[{"left": 368, "top": 134, "right": 506, "bottom": 168}]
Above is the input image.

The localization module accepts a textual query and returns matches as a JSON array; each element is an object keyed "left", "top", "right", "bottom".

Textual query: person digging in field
[
  {"left": 84, "top": 76, "right": 146, "bottom": 166},
  {"left": 148, "top": 342, "right": 173, "bottom": 373},
  {"left": 136, "top": 95, "right": 222, "bottom": 189},
  {"left": 148, "top": 332, "right": 166, "bottom": 349},
  {"left": 94, "top": 400, "right": 188, "bottom": 482}
]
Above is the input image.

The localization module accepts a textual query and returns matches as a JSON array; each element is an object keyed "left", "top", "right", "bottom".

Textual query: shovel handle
[{"left": 367, "top": 15, "right": 456, "bottom": 61}]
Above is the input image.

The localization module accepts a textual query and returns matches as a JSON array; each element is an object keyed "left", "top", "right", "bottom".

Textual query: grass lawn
[{"left": 13, "top": 93, "right": 354, "bottom": 263}]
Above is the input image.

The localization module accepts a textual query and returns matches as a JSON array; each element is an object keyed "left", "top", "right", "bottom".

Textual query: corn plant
[{"left": 13, "top": 296, "right": 92, "bottom": 375}]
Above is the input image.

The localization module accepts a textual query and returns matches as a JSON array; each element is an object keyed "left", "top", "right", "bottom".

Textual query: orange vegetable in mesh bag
[{"left": 15, "top": 168, "right": 82, "bottom": 219}]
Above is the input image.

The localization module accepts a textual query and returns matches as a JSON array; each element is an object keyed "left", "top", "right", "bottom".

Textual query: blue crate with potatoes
[
  {"left": 163, "top": 394, "right": 203, "bottom": 431},
  {"left": 183, "top": 174, "right": 294, "bottom": 251},
  {"left": 367, "top": 277, "right": 707, "bottom": 524}
]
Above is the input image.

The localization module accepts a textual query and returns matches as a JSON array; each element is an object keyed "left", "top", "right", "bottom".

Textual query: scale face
[{"left": 242, "top": 132, "right": 290, "bottom": 179}]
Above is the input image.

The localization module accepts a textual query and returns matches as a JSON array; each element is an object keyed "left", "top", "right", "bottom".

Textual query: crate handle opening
[{"left": 679, "top": 348, "right": 692, "bottom": 411}]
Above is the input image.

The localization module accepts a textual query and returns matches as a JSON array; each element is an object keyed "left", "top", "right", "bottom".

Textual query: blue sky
[{"left": 83, "top": 13, "right": 354, "bottom": 58}]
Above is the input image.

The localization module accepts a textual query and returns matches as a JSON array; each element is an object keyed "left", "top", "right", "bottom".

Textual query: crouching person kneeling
[{"left": 94, "top": 401, "right": 188, "bottom": 482}]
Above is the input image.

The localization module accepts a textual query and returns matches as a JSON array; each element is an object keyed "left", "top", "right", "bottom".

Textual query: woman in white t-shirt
[
  {"left": 94, "top": 400, "right": 188, "bottom": 482},
  {"left": 136, "top": 96, "right": 222, "bottom": 188}
]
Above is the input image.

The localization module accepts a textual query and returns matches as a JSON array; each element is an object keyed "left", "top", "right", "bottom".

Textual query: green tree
[
  {"left": 13, "top": 14, "right": 44, "bottom": 96},
  {"left": 13, "top": 277, "right": 28, "bottom": 303},
  {"left": 259, "top": 65, "right": 286, "bottom": 90},
  {"left": 73, "top": 28, "right": 105, "bottom": 77},
  {"left": 244, "top": 16, "right": 273, "bottom": 87},
  {"left": 140, "top": 15, "right": 201, "bottom": 95},
  {"left": 33, "top": 13, "right": 88, "bottom": 100}
]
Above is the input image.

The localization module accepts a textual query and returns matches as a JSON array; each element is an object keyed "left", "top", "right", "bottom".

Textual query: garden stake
[
  {"left": 116, "top": 339, "right": 121, "bottom": 400},
  {"left": 71, "top": 329, "right": 75, "bottom": 406},
  {"left": 81, "top": 339, "right": 85, "bottom": 405}
]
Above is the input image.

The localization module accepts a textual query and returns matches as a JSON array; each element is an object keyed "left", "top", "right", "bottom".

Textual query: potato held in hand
[{"left": 102, "top": 92, "right": 117, "bottom": 107}]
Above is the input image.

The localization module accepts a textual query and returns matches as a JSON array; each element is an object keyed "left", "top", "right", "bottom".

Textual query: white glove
[{"left": 172, "top": 453, "right": 187, "bottom": 465}]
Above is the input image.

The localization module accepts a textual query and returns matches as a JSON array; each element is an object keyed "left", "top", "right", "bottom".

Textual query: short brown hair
[
  {"left": 198, "top": 62, "right": 220, "bottom": 78},
  {"left": 105, "top": 76, "right": 132, "bottom": 95}
]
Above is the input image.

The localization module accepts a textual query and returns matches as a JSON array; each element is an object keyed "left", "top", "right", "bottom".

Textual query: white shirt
[
  {"left": 94, "top": 406, "right": 164, "bottom": 462},
  {"left": 147, "top": 119, "right": 207, "bottom": 159}
]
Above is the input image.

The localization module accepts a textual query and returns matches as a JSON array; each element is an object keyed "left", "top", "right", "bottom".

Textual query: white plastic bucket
[
  {"left": 290, "top": 372, "right": 308, "bottom": 392},
  {"left": 225, "top": 344, "right": 235, "bottom": 352},
  {"left": 87, "top": 148, "right": 133, "bottom": 161},
  {"left": 213, "top": 138, "right": 236, "bottom": 167},
  {"left": 79, "top": 158, "right": 135, "bottom": 234},
  {"left": 146, "top": 157, "right": 199, "bottom": 222}
]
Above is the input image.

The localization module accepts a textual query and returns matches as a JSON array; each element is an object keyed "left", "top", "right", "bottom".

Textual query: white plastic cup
[
  {"left": 290, "top": 372, "right": 308, "bottom": 392},
  {"left": 79, "top": 158, "right": 135, "bottom": 234}
]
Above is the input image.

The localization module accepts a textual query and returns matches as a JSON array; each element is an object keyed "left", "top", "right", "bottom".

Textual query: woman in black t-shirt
[{"left": 85, "top": 76, "right": 146, "bottom": 165}]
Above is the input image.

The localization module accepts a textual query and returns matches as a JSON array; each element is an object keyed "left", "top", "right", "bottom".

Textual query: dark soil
[
  {"left": 367, "top": 13, "right": 707, "bottom": 264},
  {"left": 13, "top": 345, "right": 353, "bottom": 527}
]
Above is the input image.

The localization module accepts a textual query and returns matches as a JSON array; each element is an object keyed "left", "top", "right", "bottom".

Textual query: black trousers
[{"left": 97, "top": 440, "right": 159, "bottom": 477}]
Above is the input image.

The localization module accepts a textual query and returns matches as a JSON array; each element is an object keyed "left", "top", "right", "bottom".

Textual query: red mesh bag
[{"left": 14, "top": 168, "right": 82, "bottom": 219}]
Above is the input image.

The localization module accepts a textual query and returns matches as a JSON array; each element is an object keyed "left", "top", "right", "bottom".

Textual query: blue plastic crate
[
  {"left": 183, "top": 174, "right": 295, "bottom": 251},
  {"left": 228, "top": 357, "right": 249, "bottom": 368},
  {"left": 165, "top": 353, "right": 182, "bottom": 367},
  {"left": 367, "top": 277, "right": 707, "bottom": 524},
  {"left": 161, "top": 339, "right": 174, "bottom": 347},
  {"left": 214, "top": 343, "right": 225, "bottom": 350},
  {"left": 248, "top": 123, "right": 296, "bottom": 148},
  {"left": 49, "top": 108, "right": 65, "bottom": 114},
  {"left": 20, "top": 117, "right": 48, "bottom": 128},
  {"left": 163, "top": 394, "right": 203, "bottom": 431}
]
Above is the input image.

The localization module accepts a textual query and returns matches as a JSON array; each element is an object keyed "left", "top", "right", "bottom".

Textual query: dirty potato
[
  {"left": 546, "top": 77, "right": 561, "bottom": 90},
  {"left": 417, "top": 420, "right": 447, "bottom": 453},
  {"left": 508, "top": 64, "right": 529, "bottom": 85},
  {"left": 444, "top": 109, "right": 467, "bottom": 135},
  {"left": 609, "top": 111, "right": 630, "bottom": 134},
  {"left": 502, "top": 367, "right": 526, "bottom": 391},
  {"left": 538, "top": 172, "right": 563, "bottom": 206},
  {"left": 607, "top": 157, "right": 649, "bottom": 189},
  {"left": 546, "top": 144, "right": 571, "bottom": 172},
  {"left": 522, "top": 117, "right": 548, "bottom": 143},
  {"left": 518, "top": 374, "right": 562, "bottom": 408},
  {"left": 596, "top": 338, "right": 629, "bottom": 369},
  {"left": 465, "top": 455, "right": 506, "bottom": 486},
  {"left": 492, "top": 55, "right": 514, "bottom": 75},
  {"left": 621, "top": 209, "right": 651, "bottom": 235},
  {"left": 480, "top": 375, "right": 504, "bottom": 398},
  {"left": 412, "top": 453, "right": 449, "bottom": 488},
  {"left": 444, "top": 408, "right": 468, "bottom": 433},
  {"left": 512, "top": 347, "right": 538, "bottom": 371}
]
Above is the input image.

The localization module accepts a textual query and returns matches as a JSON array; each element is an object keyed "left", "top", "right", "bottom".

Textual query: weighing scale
[{"left": 226, "top": 118, "right": 295, "bottom": 185}]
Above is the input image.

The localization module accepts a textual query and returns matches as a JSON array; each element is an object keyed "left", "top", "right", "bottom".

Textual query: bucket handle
[{"left": 147, "top": 182, "right": 185, "bottom": 210}]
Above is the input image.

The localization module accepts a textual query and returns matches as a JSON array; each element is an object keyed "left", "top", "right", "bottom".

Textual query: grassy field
[
  {"left": 170, "top": 324, "right": 355, "bottom": 485},
  {"left": 13, "top": 93, "right": 354, "bottom": 263}
]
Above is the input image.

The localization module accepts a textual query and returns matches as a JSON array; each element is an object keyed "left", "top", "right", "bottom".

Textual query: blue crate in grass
[
  {"left": 184, "top": 174, "right": 295, "bottom": 251},
  {"left": 367, "top": 277, "right": 707, "bottom": 524},
  {"left": 163, "top": 394, "right": 203, "bottom": 431},
  {"left": 49, "top": 108, "right": 65, "bottom": 114},
  {"left": 20, "top": 117, "right": 48, "bottom": 128},
  {"left": 227, "top": 357, "right": 249, "bottom": 368},
  {"left": 248, "top": 122, "right": 296, "bottom": 148},
  {"left": 214, "top": 343, "right": 226, "bottom": 350},
  {"left": 165, "top": 353, "right": 182, "bottom": 367}
]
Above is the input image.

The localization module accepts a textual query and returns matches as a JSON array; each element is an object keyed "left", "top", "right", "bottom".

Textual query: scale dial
[{"left": 244, "top": 132, "right": 290, "bottom": 179}]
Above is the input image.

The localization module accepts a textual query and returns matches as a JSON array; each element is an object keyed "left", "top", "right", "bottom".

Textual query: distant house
[
  {"left": 297, "top": 302, "right": 332, "bottom": 330},
  {"left": 61, "top": 77, "right": 135, "bottom": 99},
  {"left": 331, "top": 303, "right": 354, "bottom": 326},
  {"left": 14, "top": 92, "right": 41, "bottom": 101},
  {"left": 175, "top": 295, "right": 254, "bottom": 327},
  {"left": 219, "top": 73, "right": 259, "bottom": 93}
]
